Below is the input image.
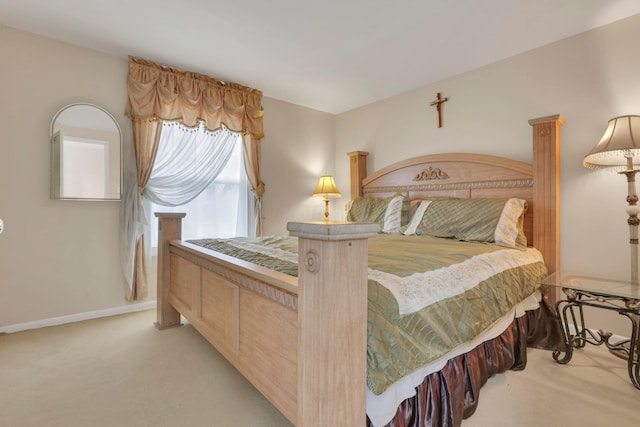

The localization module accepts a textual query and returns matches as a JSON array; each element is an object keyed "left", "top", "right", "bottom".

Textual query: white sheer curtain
[
  {"left": 144, "top": 121, "right": 238, "bottom": 206},
  {"left": 120, "top": 120, "right": 146, "bottom": 296},
  {"left": 148, "top": 129, "right": 255, "bottom": 245}
]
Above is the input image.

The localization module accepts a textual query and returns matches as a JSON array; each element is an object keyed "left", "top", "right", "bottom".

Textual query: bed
[{"left": 154, "top": 114, "right": 565, "bottom": 426}]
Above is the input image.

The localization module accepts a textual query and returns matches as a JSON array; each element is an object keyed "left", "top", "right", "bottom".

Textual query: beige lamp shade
[
  {"left": 312, "top": 175, "right": 341, "bottom": 198},
  {"left": 313, "top": 175, "right": 341, "bottom": 221},
  {"left": 584, "top": 115, "right": 640, "bottom": 168}
]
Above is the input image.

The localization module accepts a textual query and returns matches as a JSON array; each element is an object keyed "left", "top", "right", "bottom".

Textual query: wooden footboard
[{"left": 155, "top": 214, "right": 379, "bottom": 426}]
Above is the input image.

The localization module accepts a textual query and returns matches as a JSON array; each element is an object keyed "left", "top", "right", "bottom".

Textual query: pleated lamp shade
[
  {"left": 312, "top": 175, "right": 341, "bottom": 198},
  {"left": 584, "top": 115, "right": 640, "bottom": 168}
]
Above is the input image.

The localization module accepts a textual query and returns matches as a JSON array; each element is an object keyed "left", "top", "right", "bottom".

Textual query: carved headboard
[{"left": 348, "top": 152, "right": 536, "bottom": 243}]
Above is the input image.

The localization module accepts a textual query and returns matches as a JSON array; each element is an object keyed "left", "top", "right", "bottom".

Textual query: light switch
[{"left": 0, "top": 218, "right": 3, "bottom": 234}]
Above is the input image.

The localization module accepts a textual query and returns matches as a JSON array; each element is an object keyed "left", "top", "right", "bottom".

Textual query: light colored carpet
[
  {"left": 1, "top": 309, "right": 638, "bottom": 427},
  {"left": 464, "top": 341, "right": 639, "bottom": 426},
  {"left": 0, "top": 309, "right": 291, "bottom": 427}
]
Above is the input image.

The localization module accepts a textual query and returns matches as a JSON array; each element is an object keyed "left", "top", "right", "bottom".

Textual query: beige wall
[
  {"left": 334, "top": 14, "right": 640, "bottom": 335},
  {"left": 0, "top": 25, "right": 333, "bottom": 328},
  {"left": 0, "top": 26, "right": 130, "bottom": 328},
  {"left": 261, "top": 98, "right": 336, "bottom": 235}
]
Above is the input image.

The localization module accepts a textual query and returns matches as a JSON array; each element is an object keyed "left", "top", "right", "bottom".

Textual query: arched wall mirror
[{"left": 50, "top": 103, "right": 122, "bottom": 200}]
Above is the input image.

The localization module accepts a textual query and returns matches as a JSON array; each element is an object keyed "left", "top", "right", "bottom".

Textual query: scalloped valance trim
[{"left": 125, "top": 56, "right": 264, "bottom": 140}]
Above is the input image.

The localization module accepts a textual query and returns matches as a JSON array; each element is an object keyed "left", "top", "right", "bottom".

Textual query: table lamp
[
  {"left": 312, "top": 175, "right": 341, "bottom": 221},
  {"left": 584, "top": 115, "right": 640, "bottom": 283}
]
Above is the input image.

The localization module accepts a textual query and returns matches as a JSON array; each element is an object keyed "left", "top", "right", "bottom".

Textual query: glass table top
[{"left": 541, "top": 271, "right": 640, "bottom": 300}]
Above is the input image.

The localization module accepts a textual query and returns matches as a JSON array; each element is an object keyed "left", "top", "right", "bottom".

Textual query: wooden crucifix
[{"left": 430, "top": 92, "right": 449, "bottom": 128}]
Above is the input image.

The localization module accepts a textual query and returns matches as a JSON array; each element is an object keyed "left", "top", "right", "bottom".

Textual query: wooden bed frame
[{"left": 155, "top": 114, "right": 564, "bottom": 426}]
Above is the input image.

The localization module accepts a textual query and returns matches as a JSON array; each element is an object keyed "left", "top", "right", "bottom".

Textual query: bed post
[
  {"left": 287, "top": 221, "right": 379, "bottom": 427},
  {"left": 154, "top": 212, "right": 186, "bottom": 330},
  {"left": 348, "top": 151, "right": 369, "bottom": 199},
  {"left": 529, "top": 114, "right": 565, "bottom": 306}
]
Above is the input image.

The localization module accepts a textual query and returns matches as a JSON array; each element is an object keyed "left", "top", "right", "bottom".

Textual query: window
[{"left": 148, "top": 123, "right": 255, "bottom": 248}]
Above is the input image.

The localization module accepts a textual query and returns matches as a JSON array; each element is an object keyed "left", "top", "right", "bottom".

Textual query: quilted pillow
[
  {"left": 409, "top": 198, "right": 528, "bottom": 248},
  {"left": 347, "top": 194, "right": 408, "bottom": 233}
]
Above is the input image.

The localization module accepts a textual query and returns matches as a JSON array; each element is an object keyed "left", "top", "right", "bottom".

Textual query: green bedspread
[{"left": 189, "top": 233, "right": 547, "bottom": 395}]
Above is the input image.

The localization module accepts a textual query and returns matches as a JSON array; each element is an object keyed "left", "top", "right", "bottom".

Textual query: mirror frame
[{"left": 50, "top": 103, "right": 123, "bottom": 201}]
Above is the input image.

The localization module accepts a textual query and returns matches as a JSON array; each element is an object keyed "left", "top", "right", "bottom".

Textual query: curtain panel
[{"left": 122, "top": 57, "right": 265, "bottom": 301}]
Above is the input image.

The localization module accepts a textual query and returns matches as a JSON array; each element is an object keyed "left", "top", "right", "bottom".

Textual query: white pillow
[
  {"left": 382, "top": 195, "right": 405, "bottom": 233},
  {"left": 402, "top": 200, "right": 432, "bottom": 235},
  {"left": 494, "top": 198, "right": 527, "bottom": 247}
]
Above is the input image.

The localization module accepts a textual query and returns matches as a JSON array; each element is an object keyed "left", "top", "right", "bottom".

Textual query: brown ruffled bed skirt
[{"left": 368, "top": 301, "right": 564, "bottom": 427}]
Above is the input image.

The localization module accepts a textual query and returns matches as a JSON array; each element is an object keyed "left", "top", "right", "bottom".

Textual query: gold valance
[{"left": 125, "top": 57, "right": 264, "bottom": 140}]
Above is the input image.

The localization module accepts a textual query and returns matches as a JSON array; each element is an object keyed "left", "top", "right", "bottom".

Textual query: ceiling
[{"left": 2, "top": 0, "right": 640, "bottom": 114}]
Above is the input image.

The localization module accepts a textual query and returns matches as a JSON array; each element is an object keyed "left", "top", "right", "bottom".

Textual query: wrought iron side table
[{"left": 541, "top": 271, "right": 640, "bottom": 389}]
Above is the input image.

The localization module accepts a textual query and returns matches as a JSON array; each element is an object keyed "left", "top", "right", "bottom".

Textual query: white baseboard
[{"left": 0, "top": 300, "right": 156, "bottom": 334}]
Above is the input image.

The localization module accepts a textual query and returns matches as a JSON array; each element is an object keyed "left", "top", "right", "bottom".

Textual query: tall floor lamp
[
  {"left": 583, "top": 115, "right": 640, "bottom": 284},
  {"left": 312, "top": 175, "right": 341, "bottom": 221}
]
